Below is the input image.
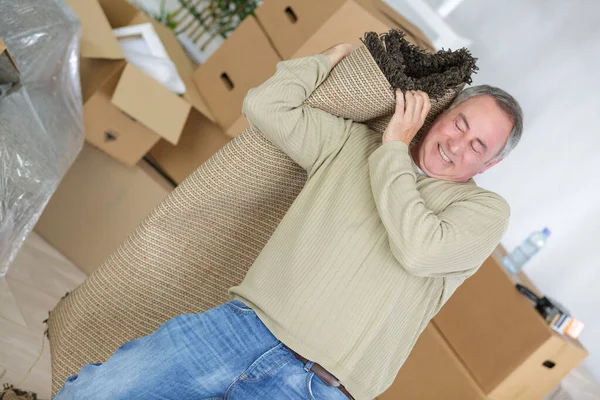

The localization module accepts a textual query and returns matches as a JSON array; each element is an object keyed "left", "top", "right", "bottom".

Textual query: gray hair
[{"left": 448, "top": 85, "right": 523, "bottom": 162}]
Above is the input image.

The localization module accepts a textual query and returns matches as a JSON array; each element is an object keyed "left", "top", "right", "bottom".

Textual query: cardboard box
[
  {"left": 66, "top": 0, "right": 215, "bottom": 166},
  {"left": 255, "top": 0, "right": 434, "bottom": 61},
  {"left": 366, "top": 0, "right": 434, "bottom": 50},
  {"left": 150, "top": 0, "right": 432, "bottom": 178},
  {"left": 192, "top": 16, "right": 281, "bottom": 136},
  {"left": 35, "top": 145, "right": 174, "bottom": 274},
  {"left": 378, "top": 324, "right": 485, "bottom": 400},
  {"left": 149, "top": 110, "right": 232, "bottom": 184},
  {"left": 434, "top": 255, "right": 588, "bottom": 400}
]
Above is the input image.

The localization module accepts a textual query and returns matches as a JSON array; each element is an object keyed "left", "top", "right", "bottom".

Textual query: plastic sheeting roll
[{"left": 0, "top": 0, "right": 84, "bottom": 276}]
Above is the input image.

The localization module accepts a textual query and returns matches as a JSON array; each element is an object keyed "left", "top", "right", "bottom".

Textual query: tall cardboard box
[
  {"left": 35, "top": 145, "right": 174, "bottom": 274},
  {"left": 378, "top": 324, "right": 486, "bottom": 400},
  {"left": 148, "top": 110, "right": 232, "bottom": 184},
  {"left": 434, "top": 255, "right": 588, "bottom": 400},
  {"left": 66, "top": 0, "right": 214, "bottom": 166},
  {"left": 255, "top": 0, "right": 434, "bottom": 61},
  {"left": 192, "top": 16, "right": 281, "bottom": 137}
]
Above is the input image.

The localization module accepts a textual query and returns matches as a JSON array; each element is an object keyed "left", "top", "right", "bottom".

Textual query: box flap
[
  {"left": 83, "top": 63, "right": 161, "bottom": 166},
  {"left": 79, "top": 58, "right": 125, "bottom": 103},
  {"left": 150, "top": 20, "right": 215, "bottom": 122},
  {"left": 65, "top": 0, "right": 124, "bottom": 59},
  {"left": 111, "top": 63, "right": 191, "bottom": 145},
  {"left": 149, "top": 110, "right": 231, "bottom": 185},
  {"left": 99, "top": 0, "right": 145, "bottom": 28},
  {"left": 0, "top": 38, "right": 19, "bottom": 75}
]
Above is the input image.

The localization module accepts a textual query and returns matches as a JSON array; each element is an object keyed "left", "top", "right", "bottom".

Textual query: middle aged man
[{"left": 54, "top": 43, "right": 523, "bottom": 400}]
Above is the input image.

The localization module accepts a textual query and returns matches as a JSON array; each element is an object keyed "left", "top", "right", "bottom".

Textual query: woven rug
[{"left": 46, "top": 29, "right": 477, "bottom": 395}]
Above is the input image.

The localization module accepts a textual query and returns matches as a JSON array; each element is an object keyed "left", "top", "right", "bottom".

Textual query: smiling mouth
[{"left": 438, "top": 144, "right": 452, "bottom": 163}]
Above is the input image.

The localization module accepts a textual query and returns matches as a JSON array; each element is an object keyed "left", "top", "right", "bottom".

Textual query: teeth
[{"left": 438, "top": 144, "right": 451, "bottom": 163}]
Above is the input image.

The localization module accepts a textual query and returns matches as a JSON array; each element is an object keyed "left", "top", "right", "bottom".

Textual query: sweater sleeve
[
  {"left": 368, "top": 141, "right": 510, "bottom": 277},
  {"left": 242, "top": 55, "right": 354, "bottom": 174}
]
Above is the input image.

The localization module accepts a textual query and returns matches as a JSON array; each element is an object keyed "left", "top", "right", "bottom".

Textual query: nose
[{"left": 448, "top": 133, "right": 467, "bottom": 156}]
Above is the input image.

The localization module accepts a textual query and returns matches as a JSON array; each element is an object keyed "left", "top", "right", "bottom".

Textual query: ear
[{"left": 479, "top": 158, "right": 503, "bottom": 174}]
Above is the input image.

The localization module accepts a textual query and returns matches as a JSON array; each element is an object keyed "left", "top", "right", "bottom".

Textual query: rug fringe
[{"left": 362, "top": 29, "right": 478, "bottom": 99}]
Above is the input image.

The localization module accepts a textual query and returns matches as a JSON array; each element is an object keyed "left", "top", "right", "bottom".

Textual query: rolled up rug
[{"left": 46, "top": 30, "right": 477, "bottom": 395}]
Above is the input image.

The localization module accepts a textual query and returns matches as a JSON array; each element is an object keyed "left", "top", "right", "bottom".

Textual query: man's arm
[
  {"left": 242, "top": 44, "right": 357, "bottom": 174},
  {"left": 371, "top": 90, "right": 509, "bottom": 277},
  {"left": 369, "top": 141, "right": 510, "bottom": 277}
]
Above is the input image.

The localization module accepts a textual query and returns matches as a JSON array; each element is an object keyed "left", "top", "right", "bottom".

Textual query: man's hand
[
  {"left": 321, "top": 43, "right": 360, "bottom": 67},
  {"left": 383, "top": 89, "right": 431, "bottom": 145}
]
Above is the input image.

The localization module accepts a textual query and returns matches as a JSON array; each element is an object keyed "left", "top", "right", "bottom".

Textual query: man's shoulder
[
  {"left": 425, "top": 178, "right": 510, "bottom": 218},
  {"left": 460, "top": 182, "right": 511, "bottom": 219}
]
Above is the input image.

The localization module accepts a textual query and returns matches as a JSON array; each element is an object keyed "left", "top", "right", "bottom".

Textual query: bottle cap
[{"left": 543, "top": 227, "right": 551, "bottom": 237}]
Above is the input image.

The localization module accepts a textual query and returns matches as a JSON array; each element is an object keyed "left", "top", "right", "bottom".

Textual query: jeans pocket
[
  {"left": 226, "top": 300, "right": 256, "bottom": 314},
  {"left": 306, "top": 372, "right": 317, "bottom": 400}
]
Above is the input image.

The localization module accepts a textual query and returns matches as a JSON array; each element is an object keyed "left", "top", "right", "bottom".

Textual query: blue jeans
[{"left": 54, "top": 300, "right": 348, "bottom": 400}]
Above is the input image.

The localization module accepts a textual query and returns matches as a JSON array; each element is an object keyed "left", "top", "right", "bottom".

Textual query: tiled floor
[{"left": 0, "top": 233, "right": 86, "bottom": 399}]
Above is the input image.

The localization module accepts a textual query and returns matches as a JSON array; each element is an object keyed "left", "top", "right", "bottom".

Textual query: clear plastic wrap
[{"left": 0, "top": 0, "right": 83, "bottom": 277}]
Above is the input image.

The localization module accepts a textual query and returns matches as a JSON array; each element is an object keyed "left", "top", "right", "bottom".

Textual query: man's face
[{"left": 414, "top": 95, "right": 514, "bottom": 182}]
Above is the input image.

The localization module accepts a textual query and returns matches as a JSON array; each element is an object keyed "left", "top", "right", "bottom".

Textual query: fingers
[
  {"left": 420, "top": 91, "right": 431, "bottom": 121},
  {"left": 404, "top": 90, "right": 415, "bottom": 119},
  {"left": 392, "top": 89, "right": 430, "bottom": 125},
  {"left": 395, "top": 89, "right": 405, "bottom": 116},
  {"left": 409, "top": 90, "right": 431, "bottom": 122},
  {"left": 385, "top": 90, "right": 430, "bottom": 146},
  {"left": 412, "top": 90, "right": 424, "bottom": 120},
  {"left": 322, "top": 43, "right": 357, "bottom": 67}
]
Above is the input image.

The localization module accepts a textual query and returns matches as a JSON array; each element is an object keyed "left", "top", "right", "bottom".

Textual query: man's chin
[
  {"left": 423, "top": 162, "right": 446, "bottom": 179},
  {"left": 424, "top": 166, "right": 457, "bottom": 182}
]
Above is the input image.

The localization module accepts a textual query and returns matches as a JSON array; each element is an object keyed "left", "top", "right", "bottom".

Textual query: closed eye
[
  {"left": 476, "top": 138, "right": 488, "bottom": 153},
  {"left": 454, "top": 120, "right": 463, "bottom": 132}
]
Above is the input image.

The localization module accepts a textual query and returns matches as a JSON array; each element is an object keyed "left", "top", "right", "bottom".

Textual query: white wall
[{"left": 386, "top": 0, "right": 600, "bottom": 379}]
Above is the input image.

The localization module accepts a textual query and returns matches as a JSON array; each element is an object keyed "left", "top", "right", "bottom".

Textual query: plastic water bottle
[{"left": 503, "top": 228, "right": 551, "bottom": 274}]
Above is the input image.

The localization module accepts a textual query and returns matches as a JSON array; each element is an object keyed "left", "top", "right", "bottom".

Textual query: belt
[{"left": 288, "top": 348, "right": 354, "bottom": 399}]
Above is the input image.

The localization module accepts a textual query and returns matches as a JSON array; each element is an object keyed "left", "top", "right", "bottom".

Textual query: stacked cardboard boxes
[
  {"left": 378, "top": 253, "right": 588, "bottom": 400},
  {"left": 36, "top": 0, "right": 227, "bottom": 270},
  {"left": 151, "top": 0, "right": 435, "bottom": 184},
  {"left": 433, "top": 255, "right": 588, "bottom": 400},
  {"left": 66, "top": 0, "right": 215, "bottom": 166},
  {"left": 255, "top": 0, "right": 434, "bottom": 61}
]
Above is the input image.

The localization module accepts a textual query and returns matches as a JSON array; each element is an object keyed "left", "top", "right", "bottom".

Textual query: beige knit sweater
[{"left": 229, "top": 55, "right": 510, "bottom": 399}]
